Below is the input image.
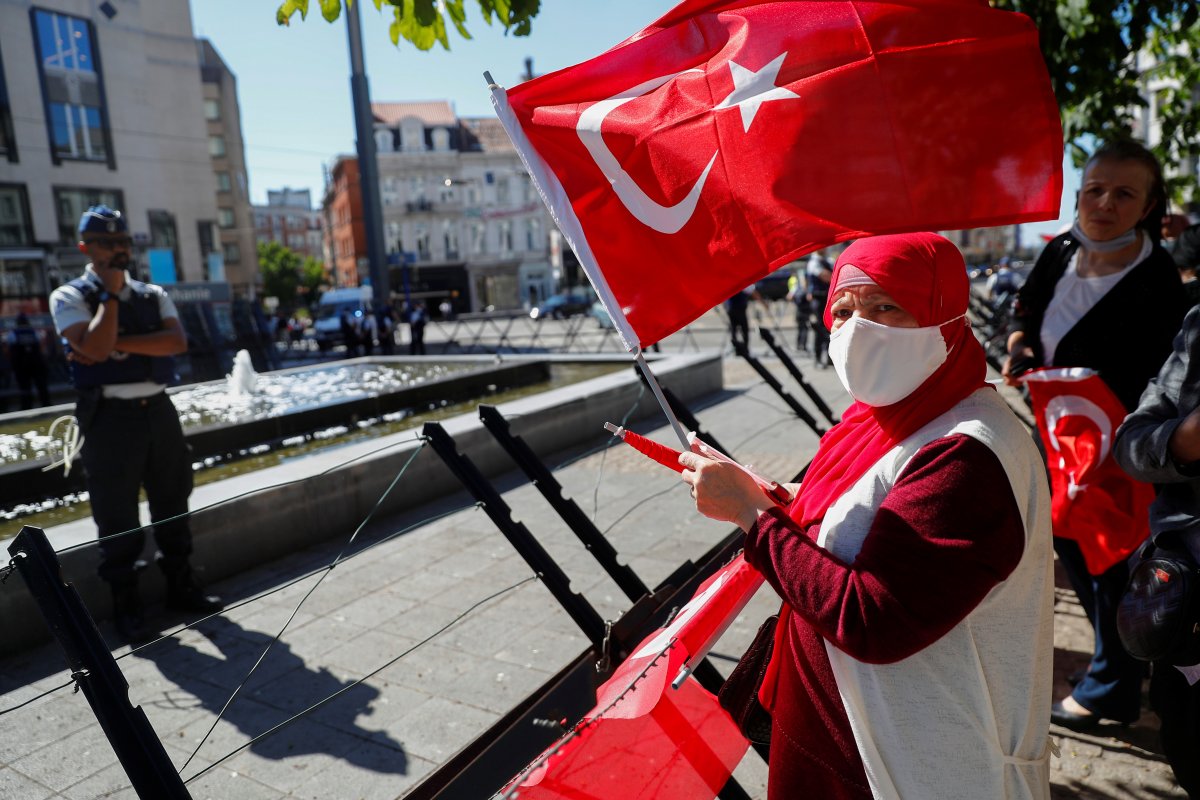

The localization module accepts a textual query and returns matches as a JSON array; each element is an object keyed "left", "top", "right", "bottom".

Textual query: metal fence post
[{"left": 7, "top": 526, "right": 192, "bottom": 800}]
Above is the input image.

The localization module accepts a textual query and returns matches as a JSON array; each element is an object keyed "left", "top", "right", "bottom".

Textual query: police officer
[
  {"left": 4, "top": 313, "right": 50, "bottom": 409},
  {"left": 49, "top": 205, "right": 221, "bottom": 642}
]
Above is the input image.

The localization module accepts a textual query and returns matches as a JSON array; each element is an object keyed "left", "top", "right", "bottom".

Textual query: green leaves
[
  {"left": 278, "top": 0, "right": 535, "bottom": 49},
  {"left": 276, "top": 0, "right": 310, "bottom": 26},
  {"left": 319, "top": 0, "right": 342, "bottom": 23}
]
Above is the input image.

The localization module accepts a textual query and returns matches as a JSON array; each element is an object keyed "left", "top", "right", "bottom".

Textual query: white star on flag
[{"left": 715, "top": 52, "right": 801, "bottom": 132}]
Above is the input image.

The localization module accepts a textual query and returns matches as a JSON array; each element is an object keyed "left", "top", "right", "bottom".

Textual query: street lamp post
[{"left": 345, "top": 0, "right": 389, "bottom": 310}]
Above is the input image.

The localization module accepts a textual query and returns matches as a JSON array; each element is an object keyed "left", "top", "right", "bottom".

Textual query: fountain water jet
[{"left": 227, "top": 350, "right": 259, "bottom": 396}]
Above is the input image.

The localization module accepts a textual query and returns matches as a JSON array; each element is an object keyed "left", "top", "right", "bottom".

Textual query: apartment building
[{"left": 0, "top": 0, "right": 220, "bottom": 315}]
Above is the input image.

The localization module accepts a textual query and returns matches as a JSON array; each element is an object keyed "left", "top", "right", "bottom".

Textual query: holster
[{"left": 74, "top": 387, "right": 102, "bottom": 436}]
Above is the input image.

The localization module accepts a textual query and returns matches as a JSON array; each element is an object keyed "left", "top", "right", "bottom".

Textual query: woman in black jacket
[{"left": 1004, "top": 139, "right": 1188, "bottom": 731}]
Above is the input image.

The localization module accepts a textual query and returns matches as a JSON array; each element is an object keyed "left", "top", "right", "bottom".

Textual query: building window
[
  {"left": 218, "top": 208, "right": 235, "bottom": 229},
  {"left": 497, "top": 178, "right": 510, "bottom": 205},
  {"left": 499, "top": 220, "right": 513, "bottom": 253},
  {"left": 54, "top": 186, "right": 124, "bottom": 244},
  {"left": 0, "top": 44, "right": 15, "bottom": 163},
  {"left": 526, "top": 218, "right": 540, "bottom": 251},
  {"left": 209, "top": 135, "right": 226, "bottom": 157},
  {"left": 216, "top": 171, "right": 232, "bottom": 193},
  {"left": 204, "top": 98, "right": 220, "bottom": 121},
  {"left": 32, "top": 9, "right": 111, "bottom": 165},
  {"left": 223, "top": 242, "right": 240, "bottom": 264},
  {"left": 469, "top": 222, "right": 485, "bottom": 255},
  {"left": 0, "top": 184, "right": 34, "bottom": 246},
  {"left": 149, "top": 210, "right": 178, "bottom": 249},
  {"left": 431, "top": 127, "right": 450, "bottom": 151}
]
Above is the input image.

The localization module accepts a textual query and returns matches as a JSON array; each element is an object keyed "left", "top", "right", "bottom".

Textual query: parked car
[
  {"left": 530, "top": 293, "right": 593, "bottom": 320},
  {"left": 755, "top": 265, "right": 795, "bottom": 300},
  {"left": 591, "top": 301, "right": 615, "bottom": 329}
]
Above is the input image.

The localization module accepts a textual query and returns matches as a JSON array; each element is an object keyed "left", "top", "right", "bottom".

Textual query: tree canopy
[
  {"left": 276, "top": 0, "right": 540, "bottom": 51},
  {"left": 258, "top": 241, "right": 326, "bottom": 311}
]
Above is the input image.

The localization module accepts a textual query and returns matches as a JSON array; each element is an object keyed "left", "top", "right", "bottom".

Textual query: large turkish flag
[
  {"left": 1024, "top": 368, "right": 1155, "bottom": 575},
  {"left": 492, "top": 0, "right": 1063, "bottom": 349}
]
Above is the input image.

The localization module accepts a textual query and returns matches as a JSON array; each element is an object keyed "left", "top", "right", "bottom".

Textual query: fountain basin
[{"left": 0, "top": 357, "right": 549, "bottom": 509}]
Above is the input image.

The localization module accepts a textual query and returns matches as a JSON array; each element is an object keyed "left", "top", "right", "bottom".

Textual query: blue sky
[{"left": 189, "top": 1, "right": 1078, "bottom": 241}]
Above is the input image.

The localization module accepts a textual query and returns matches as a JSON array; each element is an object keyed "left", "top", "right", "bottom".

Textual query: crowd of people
[{"left": 691, "top": 139, "right": 1200, "bottom": 799}]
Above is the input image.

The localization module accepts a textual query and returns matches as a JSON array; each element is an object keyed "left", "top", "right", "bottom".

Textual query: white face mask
[{"left": 829, "top": 315, "right": 961, "bottom": 407}]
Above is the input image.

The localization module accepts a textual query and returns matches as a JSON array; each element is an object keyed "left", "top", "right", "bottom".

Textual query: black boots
[
  {"left": 162, "top": 564, "right": 224, "bottom": 615},
  {"left": 110, "top": 578, "right": 152, "bottom": 644}
]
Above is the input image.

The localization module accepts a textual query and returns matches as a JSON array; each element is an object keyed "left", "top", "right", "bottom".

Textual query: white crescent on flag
[{"left": 576, "top": 70, "right": 718, "bottom": 235}]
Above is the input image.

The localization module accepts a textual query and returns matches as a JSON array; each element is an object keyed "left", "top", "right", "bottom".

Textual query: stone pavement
[{"left": 0, "top": 334, "right": 1187, "bottom": 799}]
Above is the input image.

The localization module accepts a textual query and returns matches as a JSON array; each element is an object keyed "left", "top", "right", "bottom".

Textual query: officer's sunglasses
[{"left": 84, "top": 236, "right": 133, "bottom": 250}]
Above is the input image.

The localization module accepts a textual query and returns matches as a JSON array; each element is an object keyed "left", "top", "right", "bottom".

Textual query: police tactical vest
[{"left": 66, "top": 276, "right": 177, "bottom": 389}]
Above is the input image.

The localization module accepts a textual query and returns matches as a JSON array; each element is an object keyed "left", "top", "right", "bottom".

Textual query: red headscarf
[{"left": 791, "top": 232, "right": 989, "bottom": 528}]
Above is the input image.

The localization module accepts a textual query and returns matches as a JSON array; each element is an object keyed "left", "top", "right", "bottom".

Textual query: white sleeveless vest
[{"left": 818, "top": 388, "right": 1054, "bottom": 800}]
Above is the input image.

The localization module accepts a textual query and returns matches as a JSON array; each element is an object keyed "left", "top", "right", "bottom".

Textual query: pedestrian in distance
[
  {"left": 49, "top": 205, "right": 222, "bottom": 644},
  {"left": 360, "top": 309, "right": 378, "bottom": 356},
  {"left": 377, "top": 307, "right": 395, "bottom": 355},
  {"left": 1003, "top": 139, "right": 1188, "bottom": 730},
  {"left": 683, "top": 233, "right": 1054, "bottom": 799},
  {"left": 785, "top": 264, "right": 809, "bottom": 352},
  {"left": 4, "top": 312, "right": 51, "bottom": 409},
  {"left": 409, "top": 301, "right": 428, "bottom": 356},
  {"left": 725, "top": 285, "right": 759, "bottom": 353},
  {"left": 1115, "top": 305, "right": 1200, "bottom": 799},
  {"left": 806, "top": 249, "right": 833, "bottom": 366}
]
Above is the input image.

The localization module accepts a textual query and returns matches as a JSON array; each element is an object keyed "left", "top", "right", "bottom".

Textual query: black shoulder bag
[
  {"left": 1117, "top": 530, "right": 1200, "bottom": 666},
  {"left": 717, "top": 614, "right": 777, "bottom": 746}
]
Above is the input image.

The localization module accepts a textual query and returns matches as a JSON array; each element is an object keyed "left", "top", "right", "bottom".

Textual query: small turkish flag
[
  {"left": 1024, "top": 368, "right": 1155, "bottom": 575},
  {"left": 504, "top": 555, "right": 762, "bottom": 799},
  {"left": 492, "top": 0, "right": 1063, "bottom": 348}
]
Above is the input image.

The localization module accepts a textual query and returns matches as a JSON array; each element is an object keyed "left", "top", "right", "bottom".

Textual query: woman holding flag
[
  {"left": 1003, "top": 140, "right": 1187, "bottom": 730},
  {"left": 682, "top": 233, "right": 1054, "bottom": 799}
]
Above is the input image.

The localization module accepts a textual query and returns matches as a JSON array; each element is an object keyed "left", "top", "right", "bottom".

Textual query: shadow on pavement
[{"left": 136, "top": 615, "right": 408, "bottom": 775}]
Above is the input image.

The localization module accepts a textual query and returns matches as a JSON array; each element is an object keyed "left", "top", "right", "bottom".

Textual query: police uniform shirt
[{"left": 49, "top": 266, "right": 179, "bottom": 399}]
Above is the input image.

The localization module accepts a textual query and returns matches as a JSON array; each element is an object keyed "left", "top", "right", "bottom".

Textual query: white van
[{"left": 313, "top": 286, "right": 372, "bottom": 350}]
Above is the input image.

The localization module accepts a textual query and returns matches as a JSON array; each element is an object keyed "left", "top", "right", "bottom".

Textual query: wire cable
[
  {"left": 182, "top": 574, "right": 539, "bottom": 786},
  {"left": 52, "top": 433, "right": 428, "bottom": 558},
  {"left": 178, "top": 440, "right": 427, "bottom": 774}
]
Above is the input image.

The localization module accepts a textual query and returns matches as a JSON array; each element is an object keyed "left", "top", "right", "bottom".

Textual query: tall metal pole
[{"left": 345, "top": 1, "right": 390, "bottom": 309}]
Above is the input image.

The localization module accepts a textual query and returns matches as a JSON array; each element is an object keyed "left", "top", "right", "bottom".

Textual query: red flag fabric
[
  {"left": 1023, "top": 368, "right": 1155, "bottom": 575},
  {"left": 505, "top": 555, "right": 762, "bottom": 799},
  {"left": 493, "top": 0, "right": 1063, "bottom": 348}
]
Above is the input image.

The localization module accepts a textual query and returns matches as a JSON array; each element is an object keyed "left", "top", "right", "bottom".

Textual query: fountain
[
  {"left": 0, "top": 355, "right": 565, "bottom": 512},
  {"left": 227, "top": 349, "right": 259, "bottom": 396}
]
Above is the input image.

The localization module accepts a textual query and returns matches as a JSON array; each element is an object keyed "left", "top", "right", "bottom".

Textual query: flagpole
[
  {"left": 487, "top": 72, "right": 691, "bottom": 449},
  {"left": 486, "top": 72, "right": 639, "bottom": 352},
  {"left": 635, "top": 351, "right": 689, "bottom": 448}
]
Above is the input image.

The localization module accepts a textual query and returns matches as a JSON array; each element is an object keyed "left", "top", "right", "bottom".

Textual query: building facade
[
  {"left": 253, "top": 188, "right": 323, "bottom": 260},
  {"left": 0, "top": 0, "right": 220, "bottom": 316},
  {"left": 324, "top": 156, "right": 367, "bottom": 288},
  {"left": 198, "top": 38, "right": 256, "bottom": 295},
  {"left": 321, "top": 100, "right": 558, "bottom": 314}
]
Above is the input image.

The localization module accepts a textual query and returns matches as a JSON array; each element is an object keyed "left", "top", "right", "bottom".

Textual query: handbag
[
  {"left": 718, "top": 614, "right": 777, "bottom": 746},
  {"left": 1117, "top": 531, "right": 1200, "bottom": 666}
]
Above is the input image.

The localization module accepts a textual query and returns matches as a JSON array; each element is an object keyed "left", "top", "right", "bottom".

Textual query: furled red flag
[
  {"left": 1023, "top": 368, "right": 1156, "bottom": 574},
  {"left": 503, "top": 555, "right": 763, "bottom": 799},
  {"left": 490, "top": 0, "right": 1063, "bottom": 349}
]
